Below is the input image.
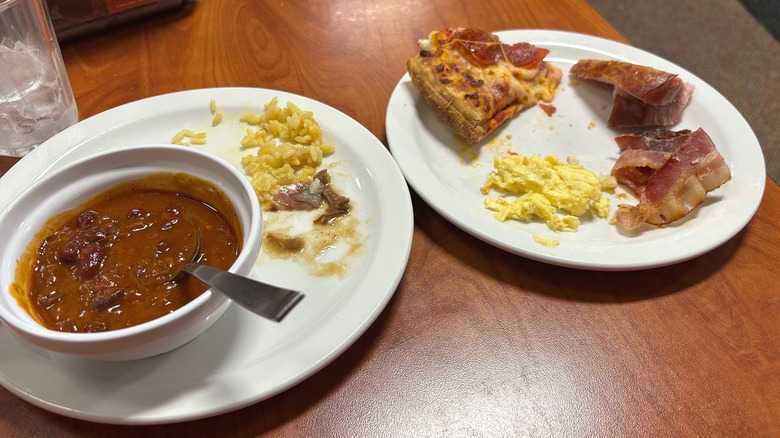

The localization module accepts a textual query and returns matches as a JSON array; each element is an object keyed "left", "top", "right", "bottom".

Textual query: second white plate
[{"left": 386, "top": 30, "right": 765, "bottom": 271}]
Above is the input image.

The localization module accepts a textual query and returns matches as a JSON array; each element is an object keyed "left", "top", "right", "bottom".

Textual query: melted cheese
[{"left": 420, "top": 32, "right": 560, "bottom": 116}]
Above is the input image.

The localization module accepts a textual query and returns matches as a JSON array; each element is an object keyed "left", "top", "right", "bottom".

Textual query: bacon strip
[
  {"left": 611, "top": 129, "right": 693, "bottom": 193},
  {"left": 613, "top": 128, "right": 731, "bottom": 230},
  {"left": 611, "top": 149, "right": 669, "bottom": 194},
  {"left": 614, "top": 128, "right": 692, "bottom": 152},
  {"left": 570, "top": 59, "right": 694, "bottom": 128},
  {"left": 609, "top": 89, "right": 693, "bottom": 128}
]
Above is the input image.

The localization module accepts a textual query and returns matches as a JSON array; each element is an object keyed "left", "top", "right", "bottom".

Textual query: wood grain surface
[{"left": 1, "top": 0, "right": 778, "bottom": 436}]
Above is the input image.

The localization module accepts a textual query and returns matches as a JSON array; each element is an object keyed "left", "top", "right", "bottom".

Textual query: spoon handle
[{"left": 184, "top": 263, "right": 304, "bottom": 322}]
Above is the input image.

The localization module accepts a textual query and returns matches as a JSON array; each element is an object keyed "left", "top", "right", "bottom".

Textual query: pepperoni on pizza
[{"left": 407, "top": 28, "right": 562, "bottom": 144}]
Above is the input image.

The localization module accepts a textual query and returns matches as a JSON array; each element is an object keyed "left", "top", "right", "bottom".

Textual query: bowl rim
[{"left": 0, "top": 143, "right": 262, "bottom": 346}]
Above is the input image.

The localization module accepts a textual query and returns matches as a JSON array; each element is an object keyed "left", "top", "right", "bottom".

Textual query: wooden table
[{"left": 2, "top": 0, "right": 779, "bottom": 435}]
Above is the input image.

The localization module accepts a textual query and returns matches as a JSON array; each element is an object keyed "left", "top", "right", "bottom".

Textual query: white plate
[
  {"left": 386, "top": 30, "right": 765, "bottom": 270},
  {"left": 0, "top": 88, "right": 413, "bottom": 424}
]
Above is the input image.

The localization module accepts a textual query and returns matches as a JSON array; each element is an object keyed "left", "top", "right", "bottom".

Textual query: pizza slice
[{"left": 407, "top": 28, "right": 562, "bottom": 144}]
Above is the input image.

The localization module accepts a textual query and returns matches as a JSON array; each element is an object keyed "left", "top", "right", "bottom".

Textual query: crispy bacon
[
  {"left": 611, "top": 149, "right": 669, "bottom": 194},
  {"left": 612, "top": 128, "right": 731, "bottom": 230},
  {"left": 571, "top": 60, "right": 683, "bottom": 105},
  {"left": 612, "top": 129, "right": 693, "bottom": 193},
  {"left": 570, "top": 59, "right": 694, "bottom": 128},
  {"left": 609, "top": 88, "right": 693, "bottom": 127},
  {"left": 615, "top": 128, "right": 692, "bottom": 152}
]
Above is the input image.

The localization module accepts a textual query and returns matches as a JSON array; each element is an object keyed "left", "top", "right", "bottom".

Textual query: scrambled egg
[
  {"left": 481, "top": 154, "right": 616, "bottom": 232},
  {"left": 532, "top": 234, "right": 560, "bottom": 247}
]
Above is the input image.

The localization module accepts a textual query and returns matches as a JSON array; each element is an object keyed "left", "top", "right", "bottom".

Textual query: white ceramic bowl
[{"left": 0, "top": 144, "right": 262, "bottom": 360}]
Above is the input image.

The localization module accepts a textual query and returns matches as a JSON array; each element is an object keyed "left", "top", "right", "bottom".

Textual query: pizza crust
[{"left": 407, "top": 57, "right": 492, "bottom": 144}]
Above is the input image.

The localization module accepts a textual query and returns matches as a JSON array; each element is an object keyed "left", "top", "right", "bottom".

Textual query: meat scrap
[
  {"left": 611, "top": 128, "right": 731, "bottom": 230},
  {"left": 264, "top": 233, "right": 305, "bottom": 253},
  {"left": 272, "top": 169, "right": 351, "bottom": 224},
  {"left": 570, "top": 59, "right": 694, "bottom": 128}
]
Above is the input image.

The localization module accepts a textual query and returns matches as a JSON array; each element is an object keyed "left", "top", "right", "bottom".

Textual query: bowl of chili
[{"left": 0, "top": 145, "right": 262, "bottom": 360}]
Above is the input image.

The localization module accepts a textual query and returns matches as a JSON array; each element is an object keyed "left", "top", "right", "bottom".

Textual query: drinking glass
[{"left": 0, "top": 0, "right": 78, "bottom": 157}]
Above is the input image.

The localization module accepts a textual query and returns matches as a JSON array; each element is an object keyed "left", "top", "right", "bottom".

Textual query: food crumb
[
  {"left": 457, "top": 146, "right": 479, "bottom": 165},
  {"left": 533, "top": 235, "right": 559, "bottom": 247},
  {"left": 265, "top": 232, "right": 305, "bottom": 253},
  {"left": 171, "top": 129, "right": 207, "bottom": 146},
  {"left": 209, "top": 99, "right": 223, "bottom": 126},
  {"left": 212, "top": 111, "right": 223, "bottom": 126}
]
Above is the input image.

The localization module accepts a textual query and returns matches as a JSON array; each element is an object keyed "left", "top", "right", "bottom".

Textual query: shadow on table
[
  {"left": 519, "top": 231, "right": 745, "bottom": 303},
  {"left": 412, "top": 193, "right": 746, "bottom": 304}
]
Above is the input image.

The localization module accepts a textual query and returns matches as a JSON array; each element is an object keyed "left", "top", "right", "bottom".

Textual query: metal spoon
[{"left": 174, "top": 229, "right": 304, "bottom": 322}]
